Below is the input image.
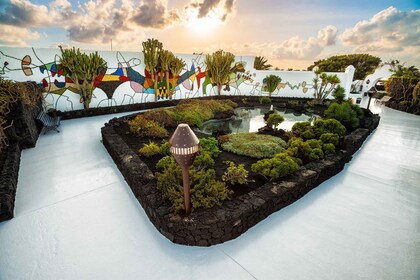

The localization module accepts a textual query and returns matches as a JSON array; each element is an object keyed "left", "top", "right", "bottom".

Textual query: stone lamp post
[{"left": 169, "top": 124, "right": 200, "bottom": 215}]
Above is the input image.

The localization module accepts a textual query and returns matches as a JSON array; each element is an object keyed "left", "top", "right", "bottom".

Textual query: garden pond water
[{"left": 198, "top": 107, "right": 316, "bottom": 135}]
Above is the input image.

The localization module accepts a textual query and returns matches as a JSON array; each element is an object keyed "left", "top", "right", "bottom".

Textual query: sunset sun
[{"left": 185, "top": 10, "right": 222, "bottom": 36}]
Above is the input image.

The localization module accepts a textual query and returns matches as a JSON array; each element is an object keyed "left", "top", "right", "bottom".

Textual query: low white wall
[{"left": 1, "top": 47, "right": 355, "bottom": 111}]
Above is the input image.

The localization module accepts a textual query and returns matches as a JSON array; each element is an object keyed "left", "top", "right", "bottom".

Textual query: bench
[{"left": 36, "top": 111, "right": 61, "bottom": 134}]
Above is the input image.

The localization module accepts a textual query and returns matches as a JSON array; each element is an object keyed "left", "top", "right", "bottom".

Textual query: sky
[{"left": 0, "top": 0, "right": 419, "bottom": 69}]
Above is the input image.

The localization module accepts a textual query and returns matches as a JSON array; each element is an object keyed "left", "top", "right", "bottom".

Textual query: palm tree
[{"left": 254, "top": 56, "right": 272, "bottom": 70}]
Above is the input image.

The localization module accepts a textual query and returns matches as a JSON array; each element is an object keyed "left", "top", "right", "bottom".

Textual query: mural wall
[{"left": 0, "top": 47, "right": 355, "bottom": 112}]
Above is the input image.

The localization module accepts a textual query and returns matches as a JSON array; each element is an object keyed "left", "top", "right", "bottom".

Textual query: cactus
[
  {"left": 263, "top": 75, "right": 281, "bottom": 97},
  {"left": 142, "top": 38, "right": 163, "bottom": 101},
  {"left": 169, "top": 56, "right": 186, "bottom": 98},
  {"left": 159, "top": 50, "right": 175, "bottom": 99},
  {"left": 59, "top": 46, "right": 106, "bottom": 110},
  {"left": 205, "top": 50, "right": 235, "bottom": 96}
]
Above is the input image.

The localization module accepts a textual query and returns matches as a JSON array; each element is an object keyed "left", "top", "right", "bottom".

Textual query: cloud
[
  {"left": 340, "top": 7, "right": 420, "bottom": 54},
  {"left": 0, "top": 25, "right": 40, "bottom": 46},
  {"left": 199, "top": 25, "right": 337, "bottom": 62},
  {"left": 131, "top": 0, "right": 181, "bottom": 28},
  {"left": 0, "top": 0, "right": 51, "bottom": 27},
  {"left": 185, "top": 0, "right": 236, "bottom": 21}
]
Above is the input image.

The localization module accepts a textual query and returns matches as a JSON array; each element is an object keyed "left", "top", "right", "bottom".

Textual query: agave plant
[
  {"left": 59, "top": 46, "right": 106, "bottom": 110},
  {"left": 205, "top": 50, "right": 235, "bottom": 96}
]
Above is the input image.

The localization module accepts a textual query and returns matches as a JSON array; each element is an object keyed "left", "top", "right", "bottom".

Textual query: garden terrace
[
  {"left": 101, "top": 97, "right": 380, "bottom": 246},
  {"left": 1, "top": 100, "right": 420, "bottom": 279}
]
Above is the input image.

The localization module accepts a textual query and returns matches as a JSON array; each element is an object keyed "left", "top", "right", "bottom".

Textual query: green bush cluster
[
  {"left": 286, "top": 137, "right": 325, "bottom": 163},
  {"left": 144, "top": 109, "right": 177, "bottom": 127},
  {"left": 291, "top": 121, "right": 315, "bottom": 139},
  {"left": 313, "top": 119, "right": 346, "bottom": 137},
  {"left": 319, "top": 133, "right": 339, "bottom": 146},
  {"left": 259, "top": 96, "right": 271, "bottom": 104},
  {"left": 127, "top": 115, "right": 168, "bottom": 138},
  {"left": 138, "top": 141, "right": 160, "bottom": 157},
  {"left": 323, "top": 102, "right": 364, "bottom": 130},
  {"left": 155, "top": 156, "right": 232, "bottom": 213},
  {"left": 159, "top": 140, "right": 170, "bottom": 155},
  {"left": 220, "top": 133, "right": 286, "bottom": 158},
  {"left": 222, "top": 161, "right": 252, "bottom": 185},
  {"left": 199, "top": 137, "right": 220, "bottom": 157},
  {"left": 251, "top": 152, "right": 300, "bottom": 180}
]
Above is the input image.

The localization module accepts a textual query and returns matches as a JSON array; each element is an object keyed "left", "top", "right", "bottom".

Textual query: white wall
[{"left": 1, "top": 47, "right": 355, "bottom": 111}]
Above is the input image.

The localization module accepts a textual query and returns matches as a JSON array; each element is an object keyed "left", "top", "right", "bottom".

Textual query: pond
[{"left": 198, "top": 107, "right": 316, "bottom": 135}]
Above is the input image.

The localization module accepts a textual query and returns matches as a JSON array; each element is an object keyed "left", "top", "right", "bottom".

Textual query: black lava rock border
[{"left": 102, "top": 105, "right": 380, "bottom": 246}]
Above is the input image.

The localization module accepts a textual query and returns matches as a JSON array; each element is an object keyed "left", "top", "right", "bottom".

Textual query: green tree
[
  {"left": 254, "top": 56, "right": 272, "bottom": 70},
  {"left": 308, "top": 54, "right": 381, "bottom": 80},
  {"left": 205, "top": 50, "right": 235, "bottom": 96},
  {"left": 59, "top": 46, "right": 106, "bottom": 110}
]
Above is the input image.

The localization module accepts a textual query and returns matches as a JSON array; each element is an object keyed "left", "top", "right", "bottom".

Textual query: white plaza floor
[{"left": 0, "top": 100, "right": 419, "bottom": 279}]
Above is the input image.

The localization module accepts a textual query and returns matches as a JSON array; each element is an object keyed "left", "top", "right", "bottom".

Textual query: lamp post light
[{"left": 169, "top": 124, "right": 200, "bottom": 215}]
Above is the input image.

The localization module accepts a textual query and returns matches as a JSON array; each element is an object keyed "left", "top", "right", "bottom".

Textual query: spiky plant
[
  {"left": 312, "top": 69, "right": 341, "bottom": 104},
  {"left": 263, "top": 75, "right": 281, "bottom": 96},
  {"left": 254, "top": 56, "right": 272, "bottom": 70},
  {"left": 59, "top": 46, "right": 106, "bottom": 110},
  {"left": 205, "top": 50, "right": 235, "bottom": 96},
  {"left": 169, "top": 56, "right": 186, "bottom": 98},
  {"left": 159, "top": 50, "right": 175, "bottom": 99},
  {"left": 142, "top": 38, "right": 163, "bottom": 101}
]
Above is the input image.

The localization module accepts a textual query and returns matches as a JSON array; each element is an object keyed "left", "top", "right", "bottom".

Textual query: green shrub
[
  {"left": 155, "top": 156, "right": 232, "bottom": 213},
  {"left": 259, "top": 96, "right": 271, "bottom": 104},
  {"left": 138, "top": 141, "right": 160, "bottom": 157},
  {"left": 251, "top": 153, "right": 300, "bottom": 180},
  {"left": 199, "top": 137, "right": 220, "bottom": 158},
  {"left": 291, "top": 121, "right": 315, "bottom": 139},
  {"left": 221, "top": 133, "right": 286, "bottom": 158},
  {"left": 222, "top": 161, "right": 252, "bottom": 185},
  {"left": 192, "top": 152, "right": 215, "bottom": 171},
  {"left": 159, "top": 141, "right": 170, "bottom": 155},
  {"left": 144, "top": 108, "right": 177, "bottom": 127},
  {"left": 320, "top": 133, "right": 339, "bottom": 146},
  {"left": 323, "top": 102, "right": 360, "bottom": 130},
  {"left": 128, "top": 115, "right": 168, "bottom": 138},
  {"left": 313, "top": 119, "right": 346, "bottom": 137},
  {"left": 263, "top": 75, "right": 281, "bottom": 96},
  {"left": 332, "top": 85, "right": 346, "bottom": 103},
  {"left": 267, "top": 113, "right": 284, "bottom": 130},
  {"left": 323, "top": 143, "right": 336, "bottom": 155},
  {"left": 286, "top": 137, "right": 325, "bottom": 162},
  {"left": 308, "top": 148, "right": 324, "bottom": 161}
]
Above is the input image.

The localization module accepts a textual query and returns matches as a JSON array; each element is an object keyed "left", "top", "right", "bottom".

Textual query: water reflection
[{"left": 198, "top": 107, "right": 316, "bottom": 135}]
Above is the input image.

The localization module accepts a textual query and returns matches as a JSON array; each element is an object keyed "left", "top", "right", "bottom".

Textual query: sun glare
[{"left": 185, "top": 11, "right": 221, "bottom": 36}]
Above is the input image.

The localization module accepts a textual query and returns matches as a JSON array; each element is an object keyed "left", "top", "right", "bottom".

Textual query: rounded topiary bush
[{"left": 251, "top": 152, "right": 300, "bottom": 180}]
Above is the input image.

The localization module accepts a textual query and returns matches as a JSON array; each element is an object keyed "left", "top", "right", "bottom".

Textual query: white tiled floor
[{"left": 0, "top": 101, "right": 419, "bottom": 280}]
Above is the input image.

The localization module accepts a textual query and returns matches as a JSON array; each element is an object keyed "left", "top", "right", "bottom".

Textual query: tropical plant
[
  {"left": 254, "top": 56, "right": 272, "bottom": 70},
  {"left": 142, "top": 38, "right": 163, "bottom": 101},
  {"left": 263, "top": 75, "right": 281, "bottom": 97},
  {"left": 59, "top": 46, "right": 106, "bottom": 110},
  {"left": 205, "top": 50, "right": 235, "bottom": 95},
  {"left": 312, "top": 69, "right": 341, "bottom": 104},
  {"left": 308, "top": 54, "right": 381, "bottom": 80}
]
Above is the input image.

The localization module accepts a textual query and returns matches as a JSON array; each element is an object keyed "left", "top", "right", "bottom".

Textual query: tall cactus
[
  {"left": 59, "top": 46, "right": 106, "bottom": 110},
  {"left": 159, "top": 50, "right": 175, "bottom": 99},
  {"left": 169, "top": 56, "right": 186, "bottom": 99},
  {"left": 142, "top": 38, "right": 163, "bottom": 101},
  {"left": 205, "top": 50, "right": 235, "bottom": 96}
]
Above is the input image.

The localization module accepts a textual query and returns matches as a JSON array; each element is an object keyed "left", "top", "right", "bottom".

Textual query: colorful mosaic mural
[{"left": 0, "top": 47, "right": 354, "bottom": 112}]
